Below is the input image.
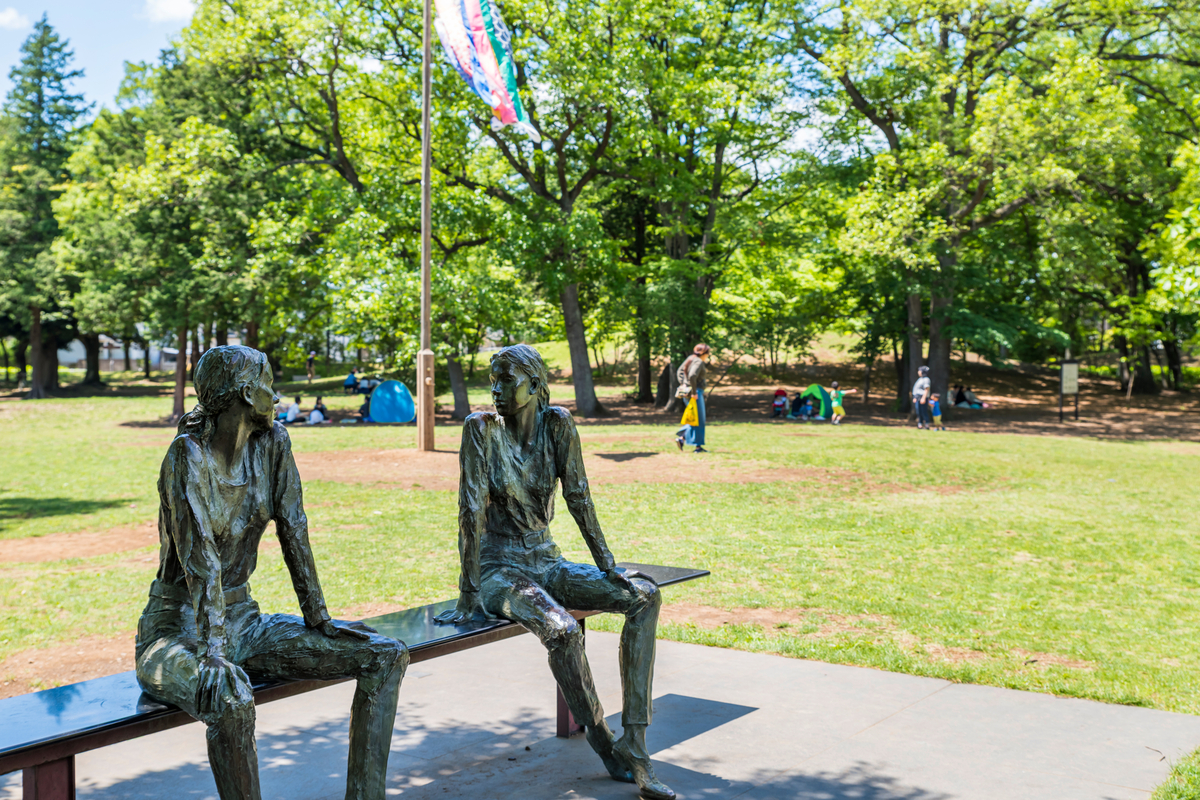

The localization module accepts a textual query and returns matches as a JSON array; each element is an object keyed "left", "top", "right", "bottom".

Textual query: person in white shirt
[{"left": 285, "top": 396, "right": 302, "bottom": 423}]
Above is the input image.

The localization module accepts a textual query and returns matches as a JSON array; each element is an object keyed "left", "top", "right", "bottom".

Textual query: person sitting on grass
[
  {"left": 789, "top": 394, "right": 813, "bottom": 421},
  {"left": 277, "top": 395, "right": 303, "bottom": 424},
  {"left": 308, "top": 396, "right": 329, "bottom": 425},
  {"left": 343, "top": 368, "right": 358, "bottom": 395},
  {"left": 828, "top": 381, "right": 857, "bottom": 426},
  {"left": 772, "top": 389, "right": 788, "bottom": 418},
  {"left": 930, "top": 393, "right": 946, "bottom": 430},
  {"left": 962, "top": 386, "right": 988, "bottom": 408}
]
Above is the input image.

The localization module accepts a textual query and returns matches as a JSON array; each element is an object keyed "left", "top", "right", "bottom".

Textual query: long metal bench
[{"left": 0, "top": 562, "right": 708, "bottom": 800}]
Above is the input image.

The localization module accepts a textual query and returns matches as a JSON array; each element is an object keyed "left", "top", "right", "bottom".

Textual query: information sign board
[{"left": 1061, "top": 362, "right": 1079, "bottom": 395}]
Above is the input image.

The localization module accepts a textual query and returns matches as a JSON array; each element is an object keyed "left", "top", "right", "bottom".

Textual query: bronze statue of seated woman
[
  {"left": 435, "top": 344, "right": 674, "bottom": 800},
  {"left": 135, "top": 346, "right": 407, "bottom": 800}
]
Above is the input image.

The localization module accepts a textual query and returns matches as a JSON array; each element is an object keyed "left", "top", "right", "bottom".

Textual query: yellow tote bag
[{"left": 680, "top": 397, "right": 699, "bottom": 427}]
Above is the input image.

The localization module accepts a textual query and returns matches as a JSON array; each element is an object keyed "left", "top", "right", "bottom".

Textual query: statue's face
[
  {"left": 244, "top": 361, "right": 279, "bottom": 430},
  {"left": 490, "top": 359, "right": 537, "bottom": 415}
]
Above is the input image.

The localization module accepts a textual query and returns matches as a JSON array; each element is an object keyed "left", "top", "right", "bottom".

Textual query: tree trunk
[
  {"left": 15, "top": 337, "right": 27, "bottom": 386},
  {"left": 245, "top": 321, "right": 260, "bottom": 351},
  {"left": 1134, "top": 346, "right": 1159, "bottom": 395},
  {"left": 1115, "top": 335, "right": 1132, "bottom": 392},
  {"left": 894, "top": 337, "right": 910, "bottom": 412},
  {"left": 446, "top": 354, "right": 471, "bottom": 420},
  {"left": 906, "top": 293, "right": 924, "bottom": 403},
  {"left": 173, "top": 323, "right": 188, "bottom": 419},
  {"left": 927, "top": 292, "right": 953, "bottom": 409},
  {"left": 142, "top": 336, "right": 151, "bottom": 378},
  {"left": 1164, "top": 337, "right": 1184, "bottom": 390},
  {"left": 122, "top": 337, "right": 131, "bottom": 372},
  {"left": 216, "top": 322, "right": 229, "bottom": 347},
  {"left": 635, "top": 326, "right": 653, "bottom": 403},
  {"left": 654, "top": 362, "right": 672, "bottom": 407},
  {"left": 26, "top": 306, "right": 46, "bottom": 400},
  {"left": 81, "top": 333, "right": 104, "bottom": 386},
  {"left": 663, "top": 361, "right": 684, "bottom": 413},
  {"left": 863, "top": 359, "right": 873, "bottom": 405},
  {"left": 40, "top": 333, "right": 59, "bottom": 392},
  {"left": 559, "top": 282, "right": 605, "bottom": 417},
  {"left": 189, "top": 325, "right": 202, "bottom": 380}
]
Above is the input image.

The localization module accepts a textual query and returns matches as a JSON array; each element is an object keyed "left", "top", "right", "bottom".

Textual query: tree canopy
[{"left": 1, "top": 0, "right": 1196, "bottom": 407}]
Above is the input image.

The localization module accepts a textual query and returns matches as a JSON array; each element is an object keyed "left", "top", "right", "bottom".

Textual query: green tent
[{"left": 800, "top": 384, "right": 832, "bottom": 417}]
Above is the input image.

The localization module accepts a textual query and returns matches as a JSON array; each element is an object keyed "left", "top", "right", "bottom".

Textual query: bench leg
[
  {"left": 23, "top": 757, "right": 75, "bottom": 800},
  {"left": 556, "top": 618, "right": 586, "bottom": 738}
]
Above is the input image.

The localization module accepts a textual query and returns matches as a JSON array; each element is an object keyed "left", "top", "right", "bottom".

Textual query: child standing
[
  {"left": 828, "top": 381, "right": 857, "bottom": 425},
  {"left": 930, "top": 393, "right": 946, "bottom": 431},
  {"left": 772, "top": 389, "right": 789, "bottom": 418}
]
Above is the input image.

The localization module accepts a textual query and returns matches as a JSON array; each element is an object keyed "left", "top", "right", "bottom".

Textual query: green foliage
[{"left": 1153, "top": 747, "right": 1200, "bottom": 800}]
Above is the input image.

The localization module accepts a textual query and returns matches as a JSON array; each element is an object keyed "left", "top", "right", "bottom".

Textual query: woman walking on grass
[{"left": 673, "top": 343, "right": 711, "bottom": 453}]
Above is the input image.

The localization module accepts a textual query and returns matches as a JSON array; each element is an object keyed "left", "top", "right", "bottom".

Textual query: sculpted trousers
[
  {"left": 478, "top": 535, "right": 661, "bottom": 728},
  {"left": 135, "top": 584, "right": 407, "bottom": 800}
]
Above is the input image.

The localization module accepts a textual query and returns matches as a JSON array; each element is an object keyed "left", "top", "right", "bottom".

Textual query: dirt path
[
  {"left": 291, "top": 448, "right": 829, "bottom": 490},
  {"left": 0, "top": 522, "right": 159, "bottom": 563}
]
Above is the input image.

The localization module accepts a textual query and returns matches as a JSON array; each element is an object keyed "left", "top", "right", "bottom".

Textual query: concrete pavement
[{"left": 3, "top": 631, "right": 1197, "bottom": 799}]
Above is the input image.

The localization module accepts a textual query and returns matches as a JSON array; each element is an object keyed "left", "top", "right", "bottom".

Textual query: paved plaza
[{"left": 3, "top": 631, "right": 1198, "bottom": 799}]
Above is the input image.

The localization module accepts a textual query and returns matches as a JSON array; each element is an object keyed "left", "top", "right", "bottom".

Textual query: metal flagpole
[{"left": 416, "top": 0, "right": 435, "bottom": 452}]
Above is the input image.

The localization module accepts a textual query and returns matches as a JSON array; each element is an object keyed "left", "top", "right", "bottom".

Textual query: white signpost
[{"left": 1060, "top": 360, "right": 1079, "bottom": 422}]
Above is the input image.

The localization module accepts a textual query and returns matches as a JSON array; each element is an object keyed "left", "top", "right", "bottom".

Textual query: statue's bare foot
[
  {"left": 613, "top": 736, "right": 675, "bottom": 799},
  {"left": 586, "top": 722, "right": 633, "bottom": 783}
]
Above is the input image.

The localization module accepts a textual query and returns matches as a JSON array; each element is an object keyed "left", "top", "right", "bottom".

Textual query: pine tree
[{"left": 0, "top": 15, "right": 89, "bottom": 398}]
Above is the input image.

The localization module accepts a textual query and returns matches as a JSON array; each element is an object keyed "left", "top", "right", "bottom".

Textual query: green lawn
[{"left": 1, "top": 391, "right": 1199, "bottom": 723}]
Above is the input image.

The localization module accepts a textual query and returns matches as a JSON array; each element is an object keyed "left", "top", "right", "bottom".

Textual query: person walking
[
  {"left": 912, "top": 365, "right": 932, "bottom": 429},
  {"left": 306, "top": 351, "right": 317, "bottom": 384},
  {"left": 675, "top": 344, "right": 711, "bottom": 453}
]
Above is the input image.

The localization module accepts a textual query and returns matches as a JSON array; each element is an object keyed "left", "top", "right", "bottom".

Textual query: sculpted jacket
[
  {"left": 154, "top": 422, "right": 331, "bottom": 658},
  {"left": 456, "top": 406, "right": 615, "bottom": 593}
]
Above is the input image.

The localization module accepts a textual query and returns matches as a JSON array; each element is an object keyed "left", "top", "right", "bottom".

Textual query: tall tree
[{"left": 0, "top": 15, "right": 88, "bottom": 398}]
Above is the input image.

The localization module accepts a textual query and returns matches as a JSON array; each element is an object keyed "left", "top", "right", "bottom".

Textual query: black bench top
[{"left": 0, "top": 563, "right": 708, "bottom": 771}]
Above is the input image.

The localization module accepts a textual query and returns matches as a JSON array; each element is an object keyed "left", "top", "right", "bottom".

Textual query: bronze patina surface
[
  {"left": 435, "top": 344, "right": 675, "bottom": 800},
  {"left": 135, "top": 345, "right": 407, "bottom": 800}
]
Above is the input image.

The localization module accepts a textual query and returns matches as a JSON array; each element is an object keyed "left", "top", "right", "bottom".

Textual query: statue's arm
[
  {"left": 436, "top": 416, "right": 491, "bottom": 623},
  {"left": 164, "top": 440, "right": 229, "bottom": 660},
  {"left": 552, "top": 410, "right": 616, "bottom": 573},
  {"left": 271, "top": 428, "right": 332, "bottom": 629}
]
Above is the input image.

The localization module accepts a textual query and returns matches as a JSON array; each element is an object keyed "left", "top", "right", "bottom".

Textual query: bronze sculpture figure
[
  {"left": 435, "top": 344, "right": 674, "bottom": 800},
  {"left": 135, "top": 345, "right": 408, "bottom": 800}
]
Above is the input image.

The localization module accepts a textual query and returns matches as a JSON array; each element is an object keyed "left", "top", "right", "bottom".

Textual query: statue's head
[
  {"left": 178, "top": 345, "right": 275, "bottom": 438},
  {"left": 489, "top": 344, "right": 550, "bottom": 415}
]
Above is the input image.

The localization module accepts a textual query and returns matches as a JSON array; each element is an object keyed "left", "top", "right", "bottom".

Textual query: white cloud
[
  {"left": 143, "top": 0, "right": 195, "bottom": 23},
  {"left": 0, "top": 8, "right": 30, "bottom": 30}
]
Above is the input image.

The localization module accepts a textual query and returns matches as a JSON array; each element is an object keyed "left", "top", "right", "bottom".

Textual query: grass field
[{"left": 1, "top": 388, "right": 1199, "bottom": 724}]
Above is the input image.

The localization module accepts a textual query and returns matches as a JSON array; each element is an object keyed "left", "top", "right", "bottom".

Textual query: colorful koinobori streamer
[{"left": 433, "top": 0, "right": 540, "bottom": 141}]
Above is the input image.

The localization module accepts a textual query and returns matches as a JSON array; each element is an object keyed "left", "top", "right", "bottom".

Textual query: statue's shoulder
[
  {"left": 544, "top": 406, "right": 576, "bottom": 427},
  {"left": 463, "top": 411, "right": 499, "bottom": 436},
  {"left": 267, "top": 420, "right": 292, "bottom": 446},
  {"left": 166, "top": 432, "right": 203, "bottom": 462}
]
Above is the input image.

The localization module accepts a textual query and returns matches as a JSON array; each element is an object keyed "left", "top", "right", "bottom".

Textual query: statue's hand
[
  {"left": 604, "top": 567, "right": 637, "bottom": 592},
  {"left": 316, "top": 619, "right": 375, "bottom": 641},
  {"left": 195, "top": 656, "right": 251, "bottom": 718},
  {"left": 434, "top": 591, "right": 491, "bottom": 625}
]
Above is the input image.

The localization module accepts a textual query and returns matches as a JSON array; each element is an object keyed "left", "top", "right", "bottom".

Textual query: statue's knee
[
  {"left": 544, "top": 618, "right": 581, "bottom": 651},
  {"left": 211, "top": 693, "right": 255, "bottom": 730},
  {"left": 382, "top": 638, "right": 409, "bottom": 671},
  {"left": 634, "top": 580, "right": 661, "bottom": 614}
]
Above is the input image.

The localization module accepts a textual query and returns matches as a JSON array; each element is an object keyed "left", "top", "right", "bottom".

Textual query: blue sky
[{"left": 0, "top": 0, "right": 192, "bottom": 112}]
